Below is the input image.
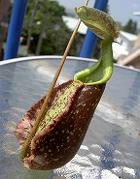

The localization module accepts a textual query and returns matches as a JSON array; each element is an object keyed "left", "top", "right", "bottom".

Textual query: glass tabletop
[{"left": 0, "top": 56, "right": 140, "bottom": 179}]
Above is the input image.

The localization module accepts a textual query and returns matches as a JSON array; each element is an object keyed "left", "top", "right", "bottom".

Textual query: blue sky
[{"left": 57, "top": 0, "right": 140, "bottom": 28}]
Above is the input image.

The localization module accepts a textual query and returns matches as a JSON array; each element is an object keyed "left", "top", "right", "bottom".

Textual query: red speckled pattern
[{"left": 15, "top": 80, "right": 105, "bottom": 169}]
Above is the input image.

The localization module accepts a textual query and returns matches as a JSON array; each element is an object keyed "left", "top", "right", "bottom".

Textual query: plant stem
[{"left": 20, "top": 0, "right": 91, "bottom": 160}]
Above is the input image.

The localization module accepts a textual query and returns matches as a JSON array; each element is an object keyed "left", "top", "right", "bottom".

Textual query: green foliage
[
  {"left": 123, "top": 19, "right": 138, "bottom": 34},
  {"left": 22, "top": 0, "right": 84, "bottom": 56}
]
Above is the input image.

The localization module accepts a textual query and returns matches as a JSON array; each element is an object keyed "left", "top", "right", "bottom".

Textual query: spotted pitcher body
[{"left": 15, "top": 6, "right": 119, "bottom": 169}]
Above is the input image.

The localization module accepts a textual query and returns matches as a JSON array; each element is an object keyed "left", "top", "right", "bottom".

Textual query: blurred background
[{"left": 1, "top": 0, "right": 140, "bottom": 69}]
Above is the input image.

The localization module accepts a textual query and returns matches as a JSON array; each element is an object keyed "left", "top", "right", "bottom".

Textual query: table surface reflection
[{"left": 0, "top": 56, "right": 140, "bottom": 179}]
